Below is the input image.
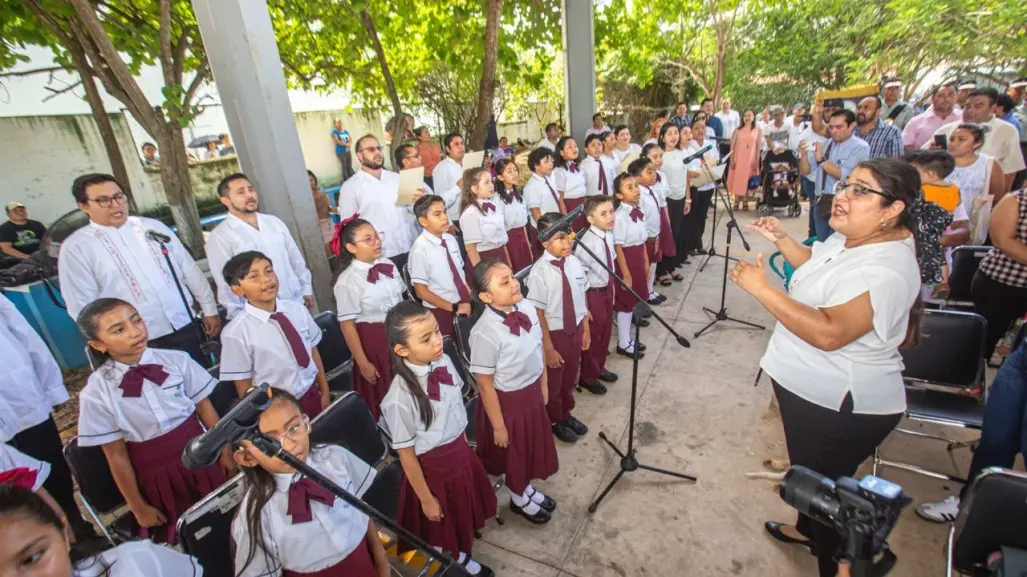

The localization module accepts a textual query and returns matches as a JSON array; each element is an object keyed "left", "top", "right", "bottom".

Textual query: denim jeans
[
  {"left": 801, "top": 178, "right": 816, "bottom": 238},
  {"left": 960, "top": 339, "right": 1027, "bottom": 498}
]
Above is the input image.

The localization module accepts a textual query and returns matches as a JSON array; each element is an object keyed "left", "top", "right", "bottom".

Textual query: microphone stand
[
  {"left": 693, "top": 182, "right": 766, "bottom": 338},
  {"left": 568, "top": 230, "right": 696, "bottom": 514},
  {"left": 149, "top": 236, "right": 218, "bottom": 365},
  {"left": 697, "top": 158, "right": 739, "bottom": 273}
]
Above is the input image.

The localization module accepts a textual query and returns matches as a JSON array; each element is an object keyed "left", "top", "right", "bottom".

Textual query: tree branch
[
  {"left": 183, "top": 63, "right": 209, "bottom": 106},
  {"left": 0, "top": 65, "right": 73, "bottom": 78},
  {"left": 158, "top": 0, "right": 175, "bottom": 88},
  {"left": 41, "top": 80, "right": 82, "bottom": 101},
  {"left": 18, "top": 0, "right": 73, "bottom": 46}
]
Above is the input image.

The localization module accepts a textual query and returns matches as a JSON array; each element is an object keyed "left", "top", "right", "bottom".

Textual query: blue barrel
[{"left": 3, "top": 280, "right": 89, "bottom": 370}]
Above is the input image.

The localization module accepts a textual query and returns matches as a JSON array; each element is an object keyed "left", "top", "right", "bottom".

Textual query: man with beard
[
  {"left": 206, "top": 173, "right": 314, "bottom": 319},
  {"left": 903, "top": 83, "right": 962, "bottom": 151},
  {"left": 338, "top": 135, "right": 424, "bottom": 271},
  {"left": 855, "top": 96, "right": 903, "bottom": 158}
]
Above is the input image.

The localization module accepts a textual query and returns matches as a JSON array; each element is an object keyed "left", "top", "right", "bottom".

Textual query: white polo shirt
[
  {"left": 74, "top": 541, "right": 203, "bottom": 577},
  {"left": 500, "top": 190, "right": 529, "bottom": 230},
  {"left": 459, "top": 200, "right": 509, "bottom": 251},
  {"left": 552, "top": 164, "right": 587, "bottom": 200},
  {"left": 337, "top": 169, "right": 415, "bottom": 258},
  {"left": 575, "top": 226, "right": 617, "bottom": 288},
  {"left": 580, "top": 157, "right": 609, "bottom": 196},
  {"left": 613, "top": 202, "right": 649, "bottom": 248},
  {"left": 523, "top": 173, "right": 562, "bottom": 225},
  {"left": 381, "top": 355, "right": 467, "bottom": 455},
  {"left": 525, "top": 251, "right": 589, "bottom": 332},
  {"left": 638, "top": 185, "right": 662, "bottom": 237},
  {"left": 408, "top": 231, "right": 468, "bottom": 308},
  {"left": 333, "top": 258, "right": 405, "bottom": 324},
  {"left": 469, "top": 304, "right": 544, "bottom": 391}
]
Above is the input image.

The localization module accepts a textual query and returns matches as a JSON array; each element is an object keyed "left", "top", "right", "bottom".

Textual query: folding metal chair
[
  {"left": 310, "top": 391, "right": 387, "bottom": 467},
  {"left": 400, "top": 263, "right": 420, "bottom": 303},
  {"left": 873, "top": 310, "right": 987, "bottom": 483},
  {"left": 62, "top": 436, "right": 138, "bottom": 545},
  {"left": 205, "top": 365, "right": 238, "bottom": 417},
  {"left": 313, "top": 311, "right": 354, "bottom": 393},
  {"left": 442, "top": 336, "right": 477, "bottom": 398},
  {"left": 943, "top": 245, "right": 989, "bottom": 310},
  {"left": 176, "top": 474, "right": 245, "bottom": 577},
  {"left": 947, "top": 468, "right": 1027, "bottom": 576}
]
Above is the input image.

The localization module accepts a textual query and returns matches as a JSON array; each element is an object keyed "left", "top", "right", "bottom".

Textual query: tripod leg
[
  {"left": 694, "top": 316, "right": 720, "bottom": 338},
  {"left": 636, "top": 463, "right": 698, "bottom": 482},
  {"left": 724, "top": 316, "right": 766, "bottom": 330},
  {"left": 597, "top": 431, "right": 626, "bottom": 458},
  {"left": 587, "top": 469, "right": 626, "bottom": 513}
]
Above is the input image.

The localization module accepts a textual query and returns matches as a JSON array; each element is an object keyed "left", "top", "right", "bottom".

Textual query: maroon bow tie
[
  {"left": 425, "top": 366, "right": 454, "bottom": 401},
  {"left": 366, "top": 262, "right": 395, "bottom": 284},
  {"left": 568, "top": 161, "right": 579, "bottom": 174},
  {"left": 287, "top": 477, "right": 336, "bottom": 524},
  {"left": 119, "top": 364, "right": 169, "bottom": 398},
  {"left": 655, "top": 172, "right": 662, "bottom": 183},
  {"left": 502, "top": 310, "right": 532, "bottom": 335},
  {"left": 481, "top": 202, "right": 496, "bottom": 214},
  {"left": 629, "top": 207, "right": 644, "bottom": 222},
  {"left": 507, "top": 188, "right": 520, "bottom": 202}
]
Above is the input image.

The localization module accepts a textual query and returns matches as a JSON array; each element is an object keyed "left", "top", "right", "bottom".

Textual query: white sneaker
[{"left": 916, "top": 496, "right": 960, "bottom": 523}]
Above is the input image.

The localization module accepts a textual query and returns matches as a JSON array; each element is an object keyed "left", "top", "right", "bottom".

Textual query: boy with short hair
[
  {"left": 523, "top": 148, "right": 561, "bottom": 231},
  {"left": 527, "top": 213, "right": 591, "bottom": 444},
  {"left": 575, "top": 196, "right": 619, "bottom": 396},
  {"left": 218, "top": 250, "right": 330, "bottom": 417},
  {"left": 408, "top": 194, "right": 473, "bottom": 338}
]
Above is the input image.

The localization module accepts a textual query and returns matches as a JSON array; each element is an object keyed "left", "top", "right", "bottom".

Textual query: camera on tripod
[{"left": 780, "top": 465, "right": 911, "bottom": 576}]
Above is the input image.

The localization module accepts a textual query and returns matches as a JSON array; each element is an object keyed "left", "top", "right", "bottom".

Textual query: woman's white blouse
[
  {"left": 759, "top": 234, "right": 921, "bottom": 415},
  {"left": 661, "top": 149, "right": 689, "bottom": 200}
]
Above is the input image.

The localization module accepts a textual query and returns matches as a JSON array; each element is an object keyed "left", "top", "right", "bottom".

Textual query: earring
[{"left": 880, "top": 221, "right": 886, "bottom": 231}]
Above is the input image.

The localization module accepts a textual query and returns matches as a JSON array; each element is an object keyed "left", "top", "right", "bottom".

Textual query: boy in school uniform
[
  {"left": 575, "top": 196, "right": 620, "bottom": 396},
  {"left": 218, "top": 251, "right": 331, "bottom": 418},
  {"left": 409, "top": 194, "right": 473, "bottom": 338},
  {"left": 526, "top": 213, "right": 591, "bottom": 444},
  {"left": 523, "top": 148, "right": 562, "bottom": 250},
  {"left": 580, "top": 134, "right": 612, "bottom": 197}
]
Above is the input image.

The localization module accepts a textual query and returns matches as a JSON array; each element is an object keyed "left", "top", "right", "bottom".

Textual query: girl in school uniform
[
  {"left": 628, "top": 157, "right": 665, "bottom": 305},
  {"left": 469, "top": 260, "right": 559, "bottom": 525},
  {"left": 494, "top": 158, "right": 534, "bottom": 274},
  {"left": 381, "top": 301, "right": 498, "bottom": 577},
  {"left": 612, "top": 174, "right": 650, "bottom": 359},
  {"left": 459, "top": 167, "right": 511, "bottom": 274},
  {"left": 232, "top": 388, "right": 390, "bottom": 577},
  {"left": 333, "top": 217, "right": 406, "bottom": 420},
  {"left": 76, "top": 297, "right": 230, "bottom": 544},
  {"left": 552, "top": 137, "right": 588, "bottom": 231},
  {"left": 644, "top": 143, "right": 679, "bottom": 286},
  {"left": 0, "top": 485, "right": 204, "bottom": 576}
]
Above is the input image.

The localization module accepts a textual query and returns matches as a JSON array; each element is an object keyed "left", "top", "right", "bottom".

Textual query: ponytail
[
  {"left": 332, "top": 217, "right": 373, "bottom": 271},
  {"left": 385, "top": 302, "right": 436, "bottom": 428}
]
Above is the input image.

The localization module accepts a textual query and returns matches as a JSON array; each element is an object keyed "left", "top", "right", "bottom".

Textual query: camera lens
[{"left": 780, "top": 465, "right": 841, "bottom": 526}]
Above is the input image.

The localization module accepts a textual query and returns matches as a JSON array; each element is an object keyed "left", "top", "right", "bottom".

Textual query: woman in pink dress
[{"left": 728, "top": 108, "right": 761, "bottom": 211}]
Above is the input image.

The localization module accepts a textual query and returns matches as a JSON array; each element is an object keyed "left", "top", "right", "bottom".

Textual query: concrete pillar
[
  {"left": 561, "top": 0, "right": 598, "bottom": 145},
  {"left": 190, "top": 0, "right": 333, "bottom": 311}
]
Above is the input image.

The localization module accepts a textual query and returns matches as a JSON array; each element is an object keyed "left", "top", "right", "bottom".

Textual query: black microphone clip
[{"left": 145, "top": 230, "right": 172, "bottom": 244}]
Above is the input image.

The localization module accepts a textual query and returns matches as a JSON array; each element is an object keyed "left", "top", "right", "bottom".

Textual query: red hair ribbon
[
  {"left": 330, "top": 213, "right": 361, "bottom": 257},
  {"left": 0, "top": 467, "right": 39, "bottom": 491}
]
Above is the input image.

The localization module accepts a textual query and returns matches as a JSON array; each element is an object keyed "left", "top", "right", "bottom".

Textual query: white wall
[{"left": 293, "top": 108, "right": 385, "bottom": 186}]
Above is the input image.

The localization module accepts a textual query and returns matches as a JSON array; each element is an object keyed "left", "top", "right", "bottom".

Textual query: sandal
[
  {"left": 671, "top": 272, "right": 684, "bottom": 281},
  {"left": 658, "top": 275, "right": 673, "bottom": 286}
]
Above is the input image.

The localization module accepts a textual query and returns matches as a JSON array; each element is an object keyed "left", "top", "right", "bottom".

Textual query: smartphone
[{"left": 934, "top": 134, "right": 947, "bottom": 149}]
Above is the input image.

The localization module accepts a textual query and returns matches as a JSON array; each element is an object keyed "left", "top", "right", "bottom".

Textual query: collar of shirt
[
  {"left": 244, "top": 301, "right": 281, "bottom": 323},
  {"left": 88, "top": 218, "right": 132, "bottom": 233},
  {"left": 487, "top": 303, "right": 521, "bottom": 320},
  {"left": 530, "top": 173, "right": 550, "bottom": 184},
  {"left": 403, "top": 358, "right": 441, "bottom": 378},
  {"left": 110, "top": 348, "right": 158, "bottom": 372},
  {"left": 419, "top": 230, "right": 445, "bottom": 247},
  {"left": 587, "top": 226, "right": 609, "bottom": 240},
  {"left": 348, "top": 259, "right": 374, "bottom": 274},
  {"left": 541, "top": 250, "right": 561, "bottom": 264},
  {"left": 617, "top": 202, "right": 638, "bottom": 216},
  {"left": 225, "top": 212, "right": 263, "bottom": 230}
]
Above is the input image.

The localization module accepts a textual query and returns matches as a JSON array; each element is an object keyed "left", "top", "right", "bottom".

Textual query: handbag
[{"left": 747, "top": 175, "right": 762, "bottom": 190}]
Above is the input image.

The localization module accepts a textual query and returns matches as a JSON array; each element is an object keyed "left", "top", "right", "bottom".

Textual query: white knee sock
[
  {"left": 457, "top": 553, "right": 481, "bottom": 574},
  {"left": 617, "top": 312, "right": 633, "bottom": 349},
  {"left": 648, "top": 264, "right": 657, "bottom": 296},
  {"left": 509, "top": 487, "right": 541, "bottom": 514},
  {"left": 526, "top": 484, "right": 546, "bottom": 505}
]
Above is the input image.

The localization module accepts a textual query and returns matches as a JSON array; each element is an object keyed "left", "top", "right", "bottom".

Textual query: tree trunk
[
  {"left": 155, "top": 127, "right": 205, "bottom": 258},
  {"left": 359, "top": 10, "right": 402, "bottom": 119},
  {"left": 467, "top": 0, "right": 503, "bottom": 150}
]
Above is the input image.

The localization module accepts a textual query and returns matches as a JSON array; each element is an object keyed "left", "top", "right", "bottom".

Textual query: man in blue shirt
[
  {"left": 669, "top": 101, "right": 691, "bottom": 130},
  {"left": 799, "top": 109, "right": 870, "bottom": 241},
  {"left": 331, "top": 119, "right": 353, "bottom": 180},
  {"left": 855, "top": 96, "right": 903, "bottom": 159},
  {"left": 701, "top": 98, "right": 724, "bottom": 139}
]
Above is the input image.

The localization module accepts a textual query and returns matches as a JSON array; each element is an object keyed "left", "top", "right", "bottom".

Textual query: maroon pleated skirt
[
  {"left": 528, "top": 224, "right": 542, "bottom": 255},
  {"left": 564, "top": 197, "right": 587, "bottom": 232},
  {"left": 615, "top": 244, "right": 649, "bottom": 313},
  {"left": 398, "top": 436, "right": 497, "bottom": 556},
  {"left": 658, "top": 208, "right": 677, "bottom": 258},
  {"left": 430, "top": 307, "right": 456, "bottom": 338},
  {"left": 354, "top": 322, "right": 394, "bottom": 421},
  {"left": 297, "top": 382, "right": 325, "bottom": 419},
  {"left": 646, "top": 237, "right": 662, "bottom": 264},
  {"left": 126, "top": 416, "right": 226, "bottom": 544},
  {"left": 476, "top": 378, "right": 559, "bottom": 495},
  {"left": 506, "top": 226, "right": 534, "bottom": 275},
  {"left": 281, "top": 535, "right": 378, "bottom": 577},
  {"left": 467, "top": 246, "right": 510, "bottom": 279}
]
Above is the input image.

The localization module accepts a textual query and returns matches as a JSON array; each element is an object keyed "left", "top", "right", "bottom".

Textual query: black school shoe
[
  {"left": 552, "top": 421, "right": 578, "bottom": 443},
  {"left": 526, "top": 487, "right": 557, "bottom": 512},
  {"left": 647, "top": 296, "right": 663, "bottom": 306},
  {"left": 633, "top": 317, "right": 651, "bottom": 327},
  {"left": 510, "top": 500, "right": 552, "bottom": 524},
  {"left": 599, "top": 370, "right": 618, "bottom": 383},
  {"left": 463, "top": 558, "right": 496, "bottom": 577},
  {"left": 578, "top": 381, "right": 608, "bottom": 395},
  {"left": 566, "top": 415, "right": 589, "bottom": 436},
  {"left": 616, "top": 345, "right": 645, "bottom": 359}
]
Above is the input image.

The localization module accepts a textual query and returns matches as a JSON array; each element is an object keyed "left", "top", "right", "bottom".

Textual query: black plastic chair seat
[
  {"left": 442, "top": 337, "right": 476, "bottom": 398},
  {"left": 947, "top": 246, "right": 990, "bottom": 302},
  {"left": 310, "top": 392, "right": 386, "bottom": 466},
  {"left": 464, "top": 397, "right": 480, "bottom": 447},
  {"left": 314, "top": 311, "right": 352, "bottom": 373},
  {"left": 326, "top": 361, "right": 354, "bottom": 393},
  {"left": 364, "top": 460, "right": 403, "bottom": 522},
  {"left": 905, "top": 387, "right": 985, "bottom": 429},
  {"left": 952, "top": 468, "right": 1027, "bottom": 572},
  {"left": 109, "top": 513, "right": 139, "bottom": 542},
  {"left": 176, "top": 475, "right": 244, "bottom": 577}
]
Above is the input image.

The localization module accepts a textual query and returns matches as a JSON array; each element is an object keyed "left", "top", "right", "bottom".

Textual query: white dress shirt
[
  {"left": 525, "top": 251, "right": 589, "bottom": 332},
  {"left": 205, "top": 212, "right": 313, "bottom": 319},
  {"left": 338, "top": 169, "right": 416, "bottom": 259},
  {"left": 580, "top": 157, "right": 609, "bottom": 196},
  {"left": 552, "top": 165, "right": 587, "bottom": 200},
  {"left": 74, "top": 540, "right": 202, "bottom": 577},
  {"left": 612, "top": 144, "right": 643, "bottom": 168},
  {"left": 431, "top": 157, "right": 465, "bottom": 222},
  {"left": 77, "top": 348, "right": 216, "bottom": 446},
  {"left": 0, "top": 294, "right": 68, "bottom": 441},
  {"left": 686, "top": 141, "right": 721, "bottom": 191},
  {"left": 661, "top": 148, "right": 690, "bottom": 201},
  {"left": 231, "top": 445, "right": 375, "bottom": 577},
  {"left": 760, "top": 234, "right": 920, "bottom": 415},
  {"left": 575, "top": 227, "right": 617, "bottom": 288},
  {"left": 58, "top": 217, "right": 218, "bottom": 340},
  {"left": 460, "top": 199, "right": 509, "bottom": 251},
  {"left": 408, "top": 231, "right": 468, "bottom": 308},
  {"left": 638, "top": 185, "right": 662, "bottom": 237},
  {"left": 0, "top": 443, "right": 49, "bottom": 491},
  {"left": 500, "top": 191, "right": 529, "bottom": 230},
  {"left": 469, "top": 304, "right": 545, "bottom": 392},
  {"left": 333, "top": 258, "right": 405, "bottom": 324},
  {"left": 522, "top": 173, "right": 562, "bottom": 226},
  {"left": 535, "top": 137, "right": 557, "bottom": 151},
  {"left": 219, "top": 300, "right": 322, "bottom": 398},
  {"left": 613, "top": 202, "right": 649, "bottom": 248},
  {"left": 381, "top": 355, "right": 467, "bottom": 455},
  {"left": 599, "top": 155, "right": 617, "bottom": 188},
  {"left": 716, "top": 110, "right": 741, "bottom": 139}
]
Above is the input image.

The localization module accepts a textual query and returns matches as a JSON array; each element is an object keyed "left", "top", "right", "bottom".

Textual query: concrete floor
[{"left": 471, "top": 204, "right": 969, "bottom": 577}]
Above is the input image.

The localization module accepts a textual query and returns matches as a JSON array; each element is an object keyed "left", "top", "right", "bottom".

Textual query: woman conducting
[{"left": 728, "top": 157, "right": 922, "bottom": 577}]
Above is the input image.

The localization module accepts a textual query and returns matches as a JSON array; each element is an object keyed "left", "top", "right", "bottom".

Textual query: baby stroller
[{"left": 756, "top": 147, "right": 802, "bottom": 218}]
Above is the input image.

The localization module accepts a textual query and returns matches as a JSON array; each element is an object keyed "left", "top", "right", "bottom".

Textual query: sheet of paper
[
  {"left": 396, "top": 166, "right": 425, "bottom": 206},
  {"left": 617, "top": 152, "right": 640, "bottom": 175},
  {"left": 462, "top": 150, "right": 485, "bottom": 171},
  {"left": 690, "top": 161, "right": 725, "bottom": 187}
]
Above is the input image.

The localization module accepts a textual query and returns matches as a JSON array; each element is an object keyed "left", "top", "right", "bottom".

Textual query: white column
[{"left": 562, "top": 0, "right": 598, "bottom": 144}]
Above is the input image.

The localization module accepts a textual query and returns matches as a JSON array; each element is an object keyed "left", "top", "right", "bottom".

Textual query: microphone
[
  {"left": 145, "top": 230, "right": 172, "bottom": 243},
  {"left": 537, "top": 204, "right": 585, "bottom": 242},
  {"left": 182, "top": 384, "right": 273, "bottom": 469},
  {"left": 681, "top": 144, "right": 713, "bottom": 165}
]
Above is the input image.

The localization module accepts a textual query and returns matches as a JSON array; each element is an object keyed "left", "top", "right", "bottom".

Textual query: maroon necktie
[
  {"left": 366, "top": 262, "right": 395, "bottom": 284},
  {"left": 502, "top": 310, "right": 532, "bottom": 335},
  {"left": 544, "top": 178, "right": 561, "bottom": 208},
  {"left": 655, "top": 172, "right": 662, "bottom": 183},
  {"left": 287, "top": 477, "right": 336, "bottom": 524},
  {"left": 439, "top": 239, "right": 471, "bottom": 303},
  {"left": 568, "top": 161, "right": 579, "bottom": 174},
  {"left": 425, "top": 365, "right": 454, "bottom": 401},
  {"left": 549, "top": 258, "right": 578, "bottom": 335},
  {"left": 481, "top": 202, "right": 496, "bottom": 214},
  {"left": 629, "top": 207, "right": 644, "bottom": 222},
  {"left": 598, "top": 163, "right": 609, "bottom": 195},
  {"left": 119, "top": 364, "right": 169, "bottom": 398},
  {"left": 270, "top": 312, "right": 311, "bottom": 368}
]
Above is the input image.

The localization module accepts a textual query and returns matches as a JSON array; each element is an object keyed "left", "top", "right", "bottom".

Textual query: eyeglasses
[
  {"left": 86, "top": 191, "right": 128, "bottom": 208},
  {"left": 360, "top": 145, "right": 383, "bottom": 153},
  {"left": 268, "top": 416, "right": 310, "bottom": 446},
  {"left": 832, "top": 181, "right": 889, "bottom": 198},
  {"left": 353, "top": 231, "right": 383, "bottom": 245}
]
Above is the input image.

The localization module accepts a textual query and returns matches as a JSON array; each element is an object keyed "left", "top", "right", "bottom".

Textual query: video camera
[{"left": 780, "top": 466, "right": 911, "bottom": 577}]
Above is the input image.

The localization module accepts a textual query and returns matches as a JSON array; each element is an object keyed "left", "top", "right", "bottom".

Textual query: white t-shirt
[
  {"left": 796, "top": 127, "right": 828, "bottom": 182},
  {"left": 760, "top": 234, "right": 920, "bottom": 415},
  {"left": 715, "top": 110, "right": 741, "bottom": 139},
  {"left": 784, "top": 117, "right": 811, "bottom": 152}
]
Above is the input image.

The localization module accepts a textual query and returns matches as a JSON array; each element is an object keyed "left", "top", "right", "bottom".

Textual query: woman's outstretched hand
[
  {"left": 746, "top": 217, "right": 789, "bottom": 244},
  {"left": 729, "top": 255, "right": 770, "bottom": 296}
]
